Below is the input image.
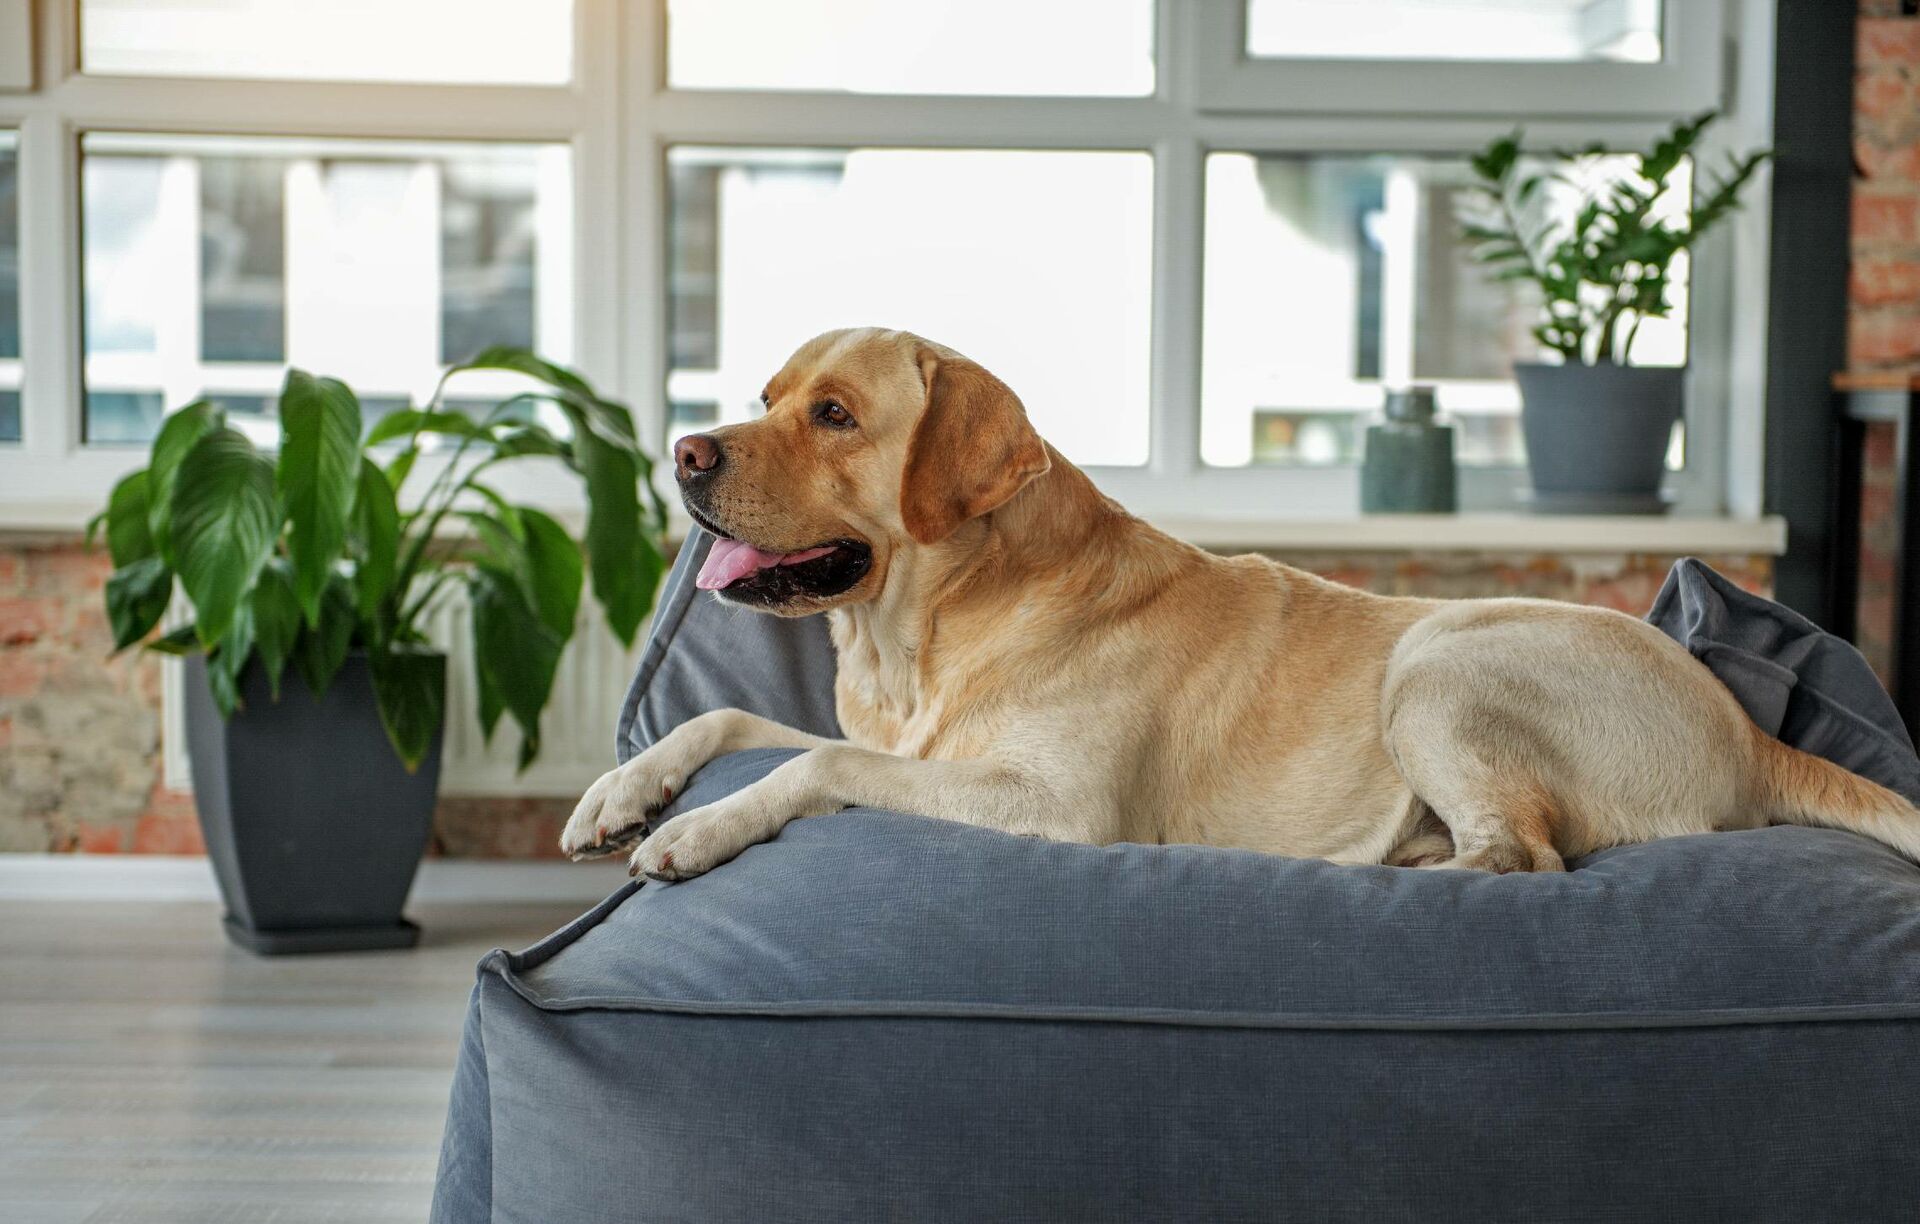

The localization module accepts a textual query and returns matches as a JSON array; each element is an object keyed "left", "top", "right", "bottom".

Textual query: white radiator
[{"left": 161, "top": 591, "right": 647, "bottom": 797}]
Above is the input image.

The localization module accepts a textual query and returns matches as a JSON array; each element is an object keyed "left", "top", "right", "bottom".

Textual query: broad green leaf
[
  {"left": 105, "top": 555, "right": 172, "bottom": 652},
  {"left": 469, "top": 567, "right": 564, "bottom": 770},
  {"left": 146, "top": 401, "right": 221, "bottom": 566},
  {"left": 386, "top": 444, "right": 420, "bottom": 492},
  {"left": 277, "top": 369, "right": 363, "bottom": 626},
  {"left": 143, "top": 622, "right": 201, "bottom": 656},
  {"left": 475, "top": 640, "right": 505, "bottom": 741},
  {"left": 493, "top": 423, "right": 572, "bottom": 462},
  {"left": 454, "top": 348, "right": 637, "bottom": 451},
  {"left": 519, "top": 507, "right": 583, "bottom": 639},
  {"left": 365, "top": 407, "right": 493, "bottom": 448},
  {"left": 290, "top": 573, "right": 356, "bottom": 699},
  {"left": 352, "top": 457, "right": 400, "bottom": 629},
  {"left": 104, "top": 471, "right": 157, "bottom": 566},
  {"left": 456, "top": 509, "right": 525, "bottom": 577},
  {"left": 170, "top": 427, "right": 277, "bottom": 648},
  {"left": 206, "top": 600, "right": 255, "bottom": 719},
  {"left": 249, "top": 560, "right": 302, "bottom": 699},
  {"left": 368, "top": 646, "right": 445, "bottom": 773}
]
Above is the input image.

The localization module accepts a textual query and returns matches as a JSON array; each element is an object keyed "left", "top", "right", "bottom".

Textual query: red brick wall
[
  {"left": 0, "top": 536, "right": 1769, "bottom": 856},
  {"left": 0, "top": 541, "right": 571, "bottom": 858},
  {"left": 1853, "top": 3, "right": 1920, "bottom": 682}
]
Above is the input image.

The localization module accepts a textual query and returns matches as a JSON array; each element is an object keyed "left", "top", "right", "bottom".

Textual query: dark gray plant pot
[
  {"left": 1513, "top": 362, "right": 1685, "bottom": 515},
  {"left": 183, "top": 651, "right": 444, "bottom": 955}
]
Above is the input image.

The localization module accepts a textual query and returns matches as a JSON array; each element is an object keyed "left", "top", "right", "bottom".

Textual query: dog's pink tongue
[{"left": 696, "top": 539, "right": 836, "bottom": 590}]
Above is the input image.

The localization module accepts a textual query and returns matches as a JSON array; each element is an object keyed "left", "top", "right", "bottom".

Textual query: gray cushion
[
  {"left": 617, "top": 528, "right": 840, "bottom": 761},
  {"left": 1648, "top": 556, "right": 1920, "bottom": 803},
  {"left": 434, "top": 748, "right": 1920, "bottom": 1223}
]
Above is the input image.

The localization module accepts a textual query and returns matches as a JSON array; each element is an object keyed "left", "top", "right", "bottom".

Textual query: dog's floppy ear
[{"left": 900, "top": 346, "right": 1050, "bottom": 545}]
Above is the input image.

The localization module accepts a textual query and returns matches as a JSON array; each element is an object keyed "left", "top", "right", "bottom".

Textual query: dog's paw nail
[{"left": 662, "top": 785, "right": 674, "bottom": 804}]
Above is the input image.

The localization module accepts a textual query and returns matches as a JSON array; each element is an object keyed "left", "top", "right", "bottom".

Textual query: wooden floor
[{"left": 0, "top": 899, "right": 586, "bottom": 1223}]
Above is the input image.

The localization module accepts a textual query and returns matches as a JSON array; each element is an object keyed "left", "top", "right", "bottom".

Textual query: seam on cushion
[
  {"left": 483, "top": 884, "right": 641, "bottom": 978},
  {"left": 615, "top": 535, "right": 706, "bottom": 763},
  {"left": 475, "top": 964, "right": 1920, "bottom": 1033}
]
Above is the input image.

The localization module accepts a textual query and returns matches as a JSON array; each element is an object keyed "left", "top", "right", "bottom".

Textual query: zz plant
[
  {"left": 91, "top": 349, "right": 669, "bottom": 772},
  {"left": 1461, "top": 110, "right": 1769, "bottom": 366}
]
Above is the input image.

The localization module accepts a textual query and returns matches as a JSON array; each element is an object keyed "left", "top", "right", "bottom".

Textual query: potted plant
[
  {"left": 90, "top": 349, "right": 668, "bottom": 953},
  {"left": 1461, "top": 112, "right": 1768, "bottom": 513}
]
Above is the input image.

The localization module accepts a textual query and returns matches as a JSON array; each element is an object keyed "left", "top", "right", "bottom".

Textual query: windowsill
[
  {"left": 0, "top": 501, "right": 1789, "bottom": 557},
  {"left": 1146, "top": 513, "right": 1788, "bottom": 555}
]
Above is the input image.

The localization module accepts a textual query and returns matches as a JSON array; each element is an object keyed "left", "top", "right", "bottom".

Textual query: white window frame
[
  {"left": 0, "top": 0, "right": 1774, "bottom": 530},
  {"left": 1195, "top": 0, "right": 1723, "bottom": 117}
]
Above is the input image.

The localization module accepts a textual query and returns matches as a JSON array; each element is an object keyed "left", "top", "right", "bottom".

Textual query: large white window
[{"left": 0, "top": 0, "right": 1771, "bottom": 526}]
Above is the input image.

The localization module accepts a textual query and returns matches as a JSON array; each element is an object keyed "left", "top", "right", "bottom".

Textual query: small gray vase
[{"left": 1513, "top": 362, "right": 1685, "bottom": 515}]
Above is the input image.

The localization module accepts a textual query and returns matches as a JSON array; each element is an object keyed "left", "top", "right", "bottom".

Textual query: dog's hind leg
[
  {"left": 1382, "top": 706, "right": 1566, "bottom": 874},
  {"left": 1381, "top": 800, "right": 1455, "bottom": 868}
]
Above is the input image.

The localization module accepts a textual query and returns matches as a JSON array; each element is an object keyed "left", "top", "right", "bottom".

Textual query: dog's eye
[{"left": 814, "top": 401, "right": 855, "bottom": 429}]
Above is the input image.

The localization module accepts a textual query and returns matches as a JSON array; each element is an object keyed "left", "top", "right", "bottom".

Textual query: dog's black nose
[{"left": 674, "top": 434, "right": 722, "bottom": 479}]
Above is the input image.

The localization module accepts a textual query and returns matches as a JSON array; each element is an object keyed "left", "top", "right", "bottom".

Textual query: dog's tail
[{"left": 1752, "top": 726, "right": 1920, "bottom": 860}]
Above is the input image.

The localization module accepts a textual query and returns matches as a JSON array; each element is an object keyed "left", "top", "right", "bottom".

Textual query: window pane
[
  {"left": 1201, "top": 151, "right": 1688, "bottom": 469},
  {"left": 668, "top": 147, "right": 1153, "bottom": 466},
  {"left": 82, "top": 134, "right": 572, "bottom": 446},
  {"left": 81, "top": 0, "right": 572, "bottom": 85},
  {"left": 1247, "top": 0, "right": 1662, "bottom": 63},
  {"left": 0, "top": 131, "right": 17, "bottom": 442},
  {"left": 668, "top": 0, "right": 1154, "bottom": 96}
]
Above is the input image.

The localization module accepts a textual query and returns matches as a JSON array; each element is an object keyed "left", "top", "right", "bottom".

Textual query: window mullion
[
  {"left": 16, "top": 111, "right": 82, "bottom": 460},
  {"left": 1150, "top": 134, "right": 1203, "bottom": 484}
]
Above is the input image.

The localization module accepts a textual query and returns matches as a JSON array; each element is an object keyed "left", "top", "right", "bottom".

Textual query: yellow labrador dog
[{"left": 562, "top": 327, "right": 1920, "bottom": 880}]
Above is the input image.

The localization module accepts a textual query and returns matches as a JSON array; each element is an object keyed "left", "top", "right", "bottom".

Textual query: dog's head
[{"left": 674, "top": 328, "right": 1050, "bottom": 615}]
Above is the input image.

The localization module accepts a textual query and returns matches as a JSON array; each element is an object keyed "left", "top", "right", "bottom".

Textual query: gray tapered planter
[
  {"left": 183, "top": 651, "right": 444, "bottom": 955},
  {"left": 1514, "top": 362, "right": 1685, "bottom": 515}
]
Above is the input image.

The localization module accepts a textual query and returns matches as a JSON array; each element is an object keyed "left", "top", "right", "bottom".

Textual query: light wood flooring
[{"left": 0, "top": 899, "right": 585, "bottom": 1223}]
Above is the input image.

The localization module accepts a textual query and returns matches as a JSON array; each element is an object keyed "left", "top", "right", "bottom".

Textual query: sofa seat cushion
[
  {"left": 495, "top": 749, "right": 1920, "bottom": 1030},
  {"left": 434, "top": 748, "right": 1920, "bottom": 1224}
]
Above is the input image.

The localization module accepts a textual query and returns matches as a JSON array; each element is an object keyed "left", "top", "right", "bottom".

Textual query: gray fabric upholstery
[
  {"left": 1648, "top": 556, "right": 1920, "bottom": 802},
  {"left": 616, "top": 529, "right": 840, "bottom": 762},
  {"left": 433, "top": 559, "right": 1920, "bottom": 1221},
  {"left": 433, "top": 749, "right": 1920, "bottom": 1223}
]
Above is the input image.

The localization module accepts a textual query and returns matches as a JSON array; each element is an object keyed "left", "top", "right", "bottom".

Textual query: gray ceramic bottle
[{"left": 1360, "top": 386, "right": 1457, "bottom": 513}]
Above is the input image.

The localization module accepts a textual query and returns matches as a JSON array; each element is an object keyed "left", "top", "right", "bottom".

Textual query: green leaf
[
  {"left": 104, "top": 555, "right": 173, "bottom": 652},
  {"left": 290, "top": 573, "right": 356, "bottom": 699},
  {"left": 169, "top": 427, "right": 277, "bottom": 648},
  {"left": 104, "top": 471, "right": 157, "bottom": 567},
  {"left": 469, "top": 567, "right": 564, "bottom": 771},
  {"left": 352, "top": 457, "right": 400, "bottom": 629},
  {"left": 519, "top": 507, "right": 584, "bottom": 638},
  {"left": 146, "top": 401, "right": 221, "bottom": 566},
  {"left": 365, "top": 407, "right": 494, "bottom": 448},
  {"left": 454, "top": 348, "right": 637, "bottom": 452},
  {"left": 249, "top": 559, "right": 302, "bottom": 699},
  {"left": 277, "top": 369, "right": 363, "bottom": 626},
  {"left": 493, "top": 423, "right": 573, "bottom": 462},
  {"left": 143, "top": 622, "right": 200, "bottom": 656},
  {"left": 385, "top": 444, "right": 420, "bottom": 492},
  {"left": 368, "top": 646, "right": 445, "bottom": 772},
  {"left": 206, "top": 599, "right": 256, "bottom": 719},
  {"left": 575, "top": 429, "right": 653, "bottom": 645}
]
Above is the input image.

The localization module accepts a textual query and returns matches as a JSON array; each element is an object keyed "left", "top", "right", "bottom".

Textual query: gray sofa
[{"left": 431, "top": 541, "right": 1920, "bottom": 1222}]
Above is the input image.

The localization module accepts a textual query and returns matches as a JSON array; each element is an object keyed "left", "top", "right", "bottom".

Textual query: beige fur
[{"left": 562, "top": 328, "right": 1920, "bottom": 879}]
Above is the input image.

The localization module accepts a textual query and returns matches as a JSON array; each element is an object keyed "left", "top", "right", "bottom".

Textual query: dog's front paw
[
  {"left": 559, "top": 748, "right": 696, "bottom": 861},
  {"left": 628, "top": 792, "right": 789, "bottom": 882}
]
